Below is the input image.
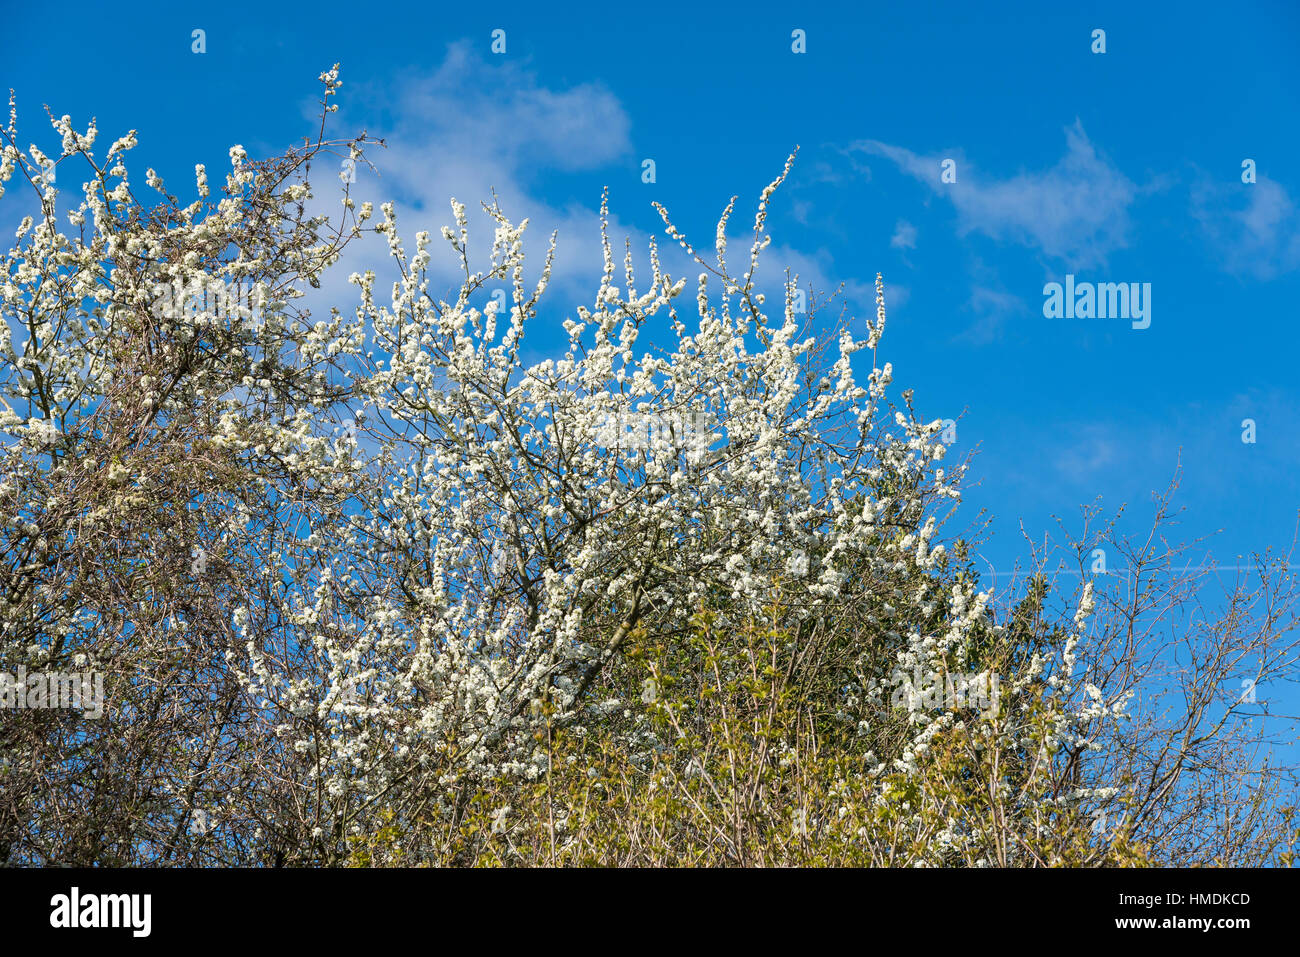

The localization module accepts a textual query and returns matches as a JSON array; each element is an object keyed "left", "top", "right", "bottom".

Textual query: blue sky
[{"left": 2, "top": 0, "right": 1298, "bottom": 584}]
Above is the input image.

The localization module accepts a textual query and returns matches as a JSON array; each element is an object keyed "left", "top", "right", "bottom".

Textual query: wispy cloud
[
  {"left": 957, "top": 285, "right": 1026, "bottom": 345},
  {"left": 333, "top": 41, "right": 636, "bottom": 305},
  {"left": 890, "top": 219, "right": 917, "bottom": 250},
  {"left": 1051, "top": 423, "right": 1122, "bottom": 483},
  {"left": 1192, "top": 174, "right": 1300, "bottom": 279},
  {"left": 849, "top": 121, "right": 1139, "bottom": 269},
  {"left": 315, "top": 43, "right": 877, "bottom": 336}
]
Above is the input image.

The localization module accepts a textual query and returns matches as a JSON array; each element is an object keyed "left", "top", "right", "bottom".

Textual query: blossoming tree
[{"left": 1, "top": 69, "right": 1294, "bottom": 867}]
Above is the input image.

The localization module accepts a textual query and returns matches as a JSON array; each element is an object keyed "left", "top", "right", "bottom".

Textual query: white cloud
[
  {"left": 330, "top": 41, "right": 636, "bottom": 306},
  {"left": 306, "top": 44, "right": 880, "bottom": 343},
  {"left": 850, "top": 121, "right": 1138, "bottom": 269},
  {"left": 890, "top": 219, "right": 917, "bottom": 250},
  {"left": 1192, "top": 175, "right": 1300, "bottom": 279}
]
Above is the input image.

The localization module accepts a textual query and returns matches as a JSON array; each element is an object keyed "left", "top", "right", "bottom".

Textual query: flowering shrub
[
  {"left": 416, "top": 597, "right": 1149, "bottom": 867},
  {"left": 0, "top": 70, "right": 1294, "bottom": 866}
]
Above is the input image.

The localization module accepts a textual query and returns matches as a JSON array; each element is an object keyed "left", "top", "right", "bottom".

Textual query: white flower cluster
[{"left": 0, "top": 81, "right": 1127, "bottom": 856}]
